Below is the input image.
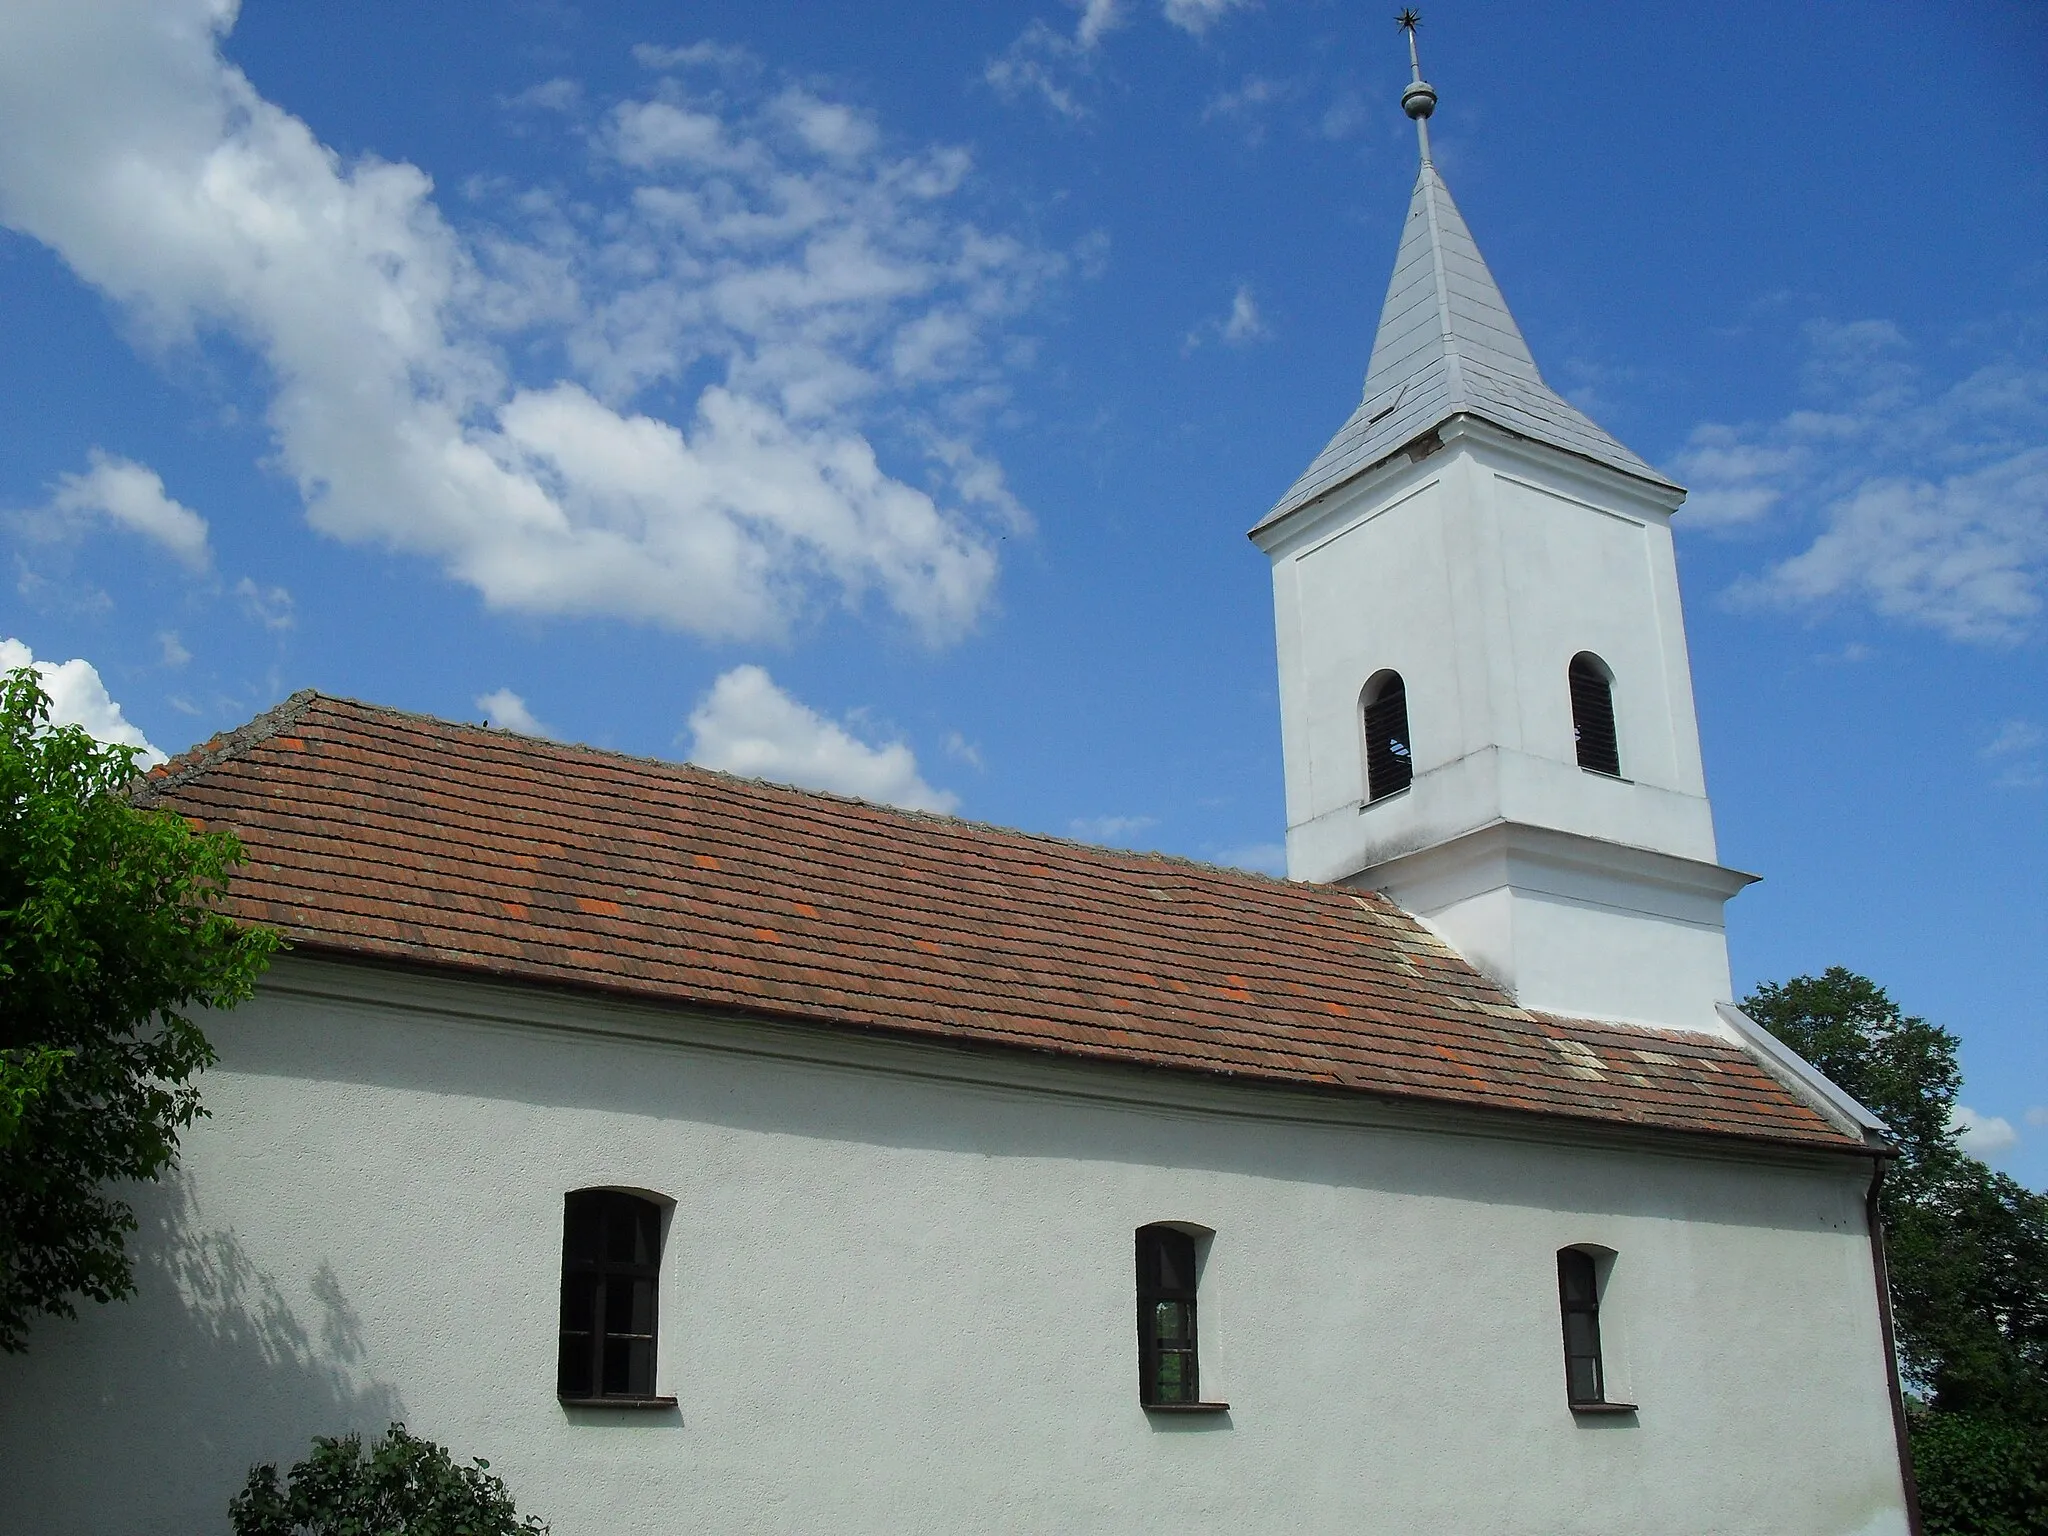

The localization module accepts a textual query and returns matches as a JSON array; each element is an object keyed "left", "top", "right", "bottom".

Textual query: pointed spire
[{"left": 1255, "top": 17, "right": 1677, "bottom": 531}]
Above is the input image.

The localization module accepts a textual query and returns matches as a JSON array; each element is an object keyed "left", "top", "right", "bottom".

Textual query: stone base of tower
[{"left": 1343, "top": 821, "right": 1757, "bottom": 1037}]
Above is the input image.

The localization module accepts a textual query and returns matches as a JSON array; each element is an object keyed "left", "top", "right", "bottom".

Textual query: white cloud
[
  {"left": 632, "top": 41, "right": 753, "bottom": 72},
  {"left": 1982, "top": 719, "right": 2043, "bottom": 758},
  {"left": 1069, "top": 813, "right": 1158, "bottom": 844},
  {"left": 1982, "top": 717, "right": 2045, "bottom": 790},
  {"left": 0, "top": 1, "right": 1051, "bottom": 649},
  {"left": 476, "top": 687, "right": 554, "bottom": 739},
  {"left": 1951, "top": 1104, "right": 2019, "bottom": 1160},
  {"left": 985, "top": 21, "right": 1094, "bottom": 120},
  {"left": 772, "top": 87, "right": 881, "bottom": 161},
  {"left": 234, "top": 578, "right": 294, "bottom": 630},
  {"left": 48, "top": 450, "right": 210, "bottom": 569},
  {"left": 985, "top": 0, "right": 1134, "bottom": 120},
  {"left": 1215, "top": 840, "right": 1286, "bottom": 876},
  {"left": 1319, "top": 91, "right": 1368, "bottom": 141},
  {"left": 1183, "top": 283, "right": 1268, "bottom": 353},
  {"left": 1731, "top": 450, "right": 2048, "bottom": 644},
  {"left": 684, "top": 664, "right": 956, "bottom": 812},
  {"left": 942, "top": 730, "right": 983, "bottom": 769},
  {"left": 609, "top": 99, "right": 747, "bottom": 171},
  {"left": 1162, "top": 0, "right": 1252, "bottom": 36},
  {"left": 1671, "top": 425, "right": 1805, "bottom": 528},
  {"left": 1682, "top": 319, "right": 2048, "bottom": 643},
  {"left": 0, "top": 637, "right": 164, "bottom": 765},
  {"left": 1076, "top": 0, "right": 1126, "bottom": 49},
  {"left": 157, "top": 629, "right": 191, "bottom": 667},
  {"left": 2026, "top": 1106, "right": 2048, "bottom": 1129},
  {"left": 1222, "top": 285, "right": 1266, "bottom": 344},
  {"left": 1202, "top": 75, "right": 1285, "bottom": 142},
  {"left": 505, "top": 78, "right": 580, "bottom": 115},
  {"left": 988, "top": 0, "right": 1243, "bottom": 118}
]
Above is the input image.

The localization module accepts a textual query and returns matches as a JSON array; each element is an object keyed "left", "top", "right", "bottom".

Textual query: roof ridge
[
  {"left": 134, "top": 688, "right": 322, "bottom": 805},
  {"left": 193, "top": 691, "right": 1326, "bottom": 898},
  {"left": 1417, "top": 162, "right": 1469, "bottom": 407}
]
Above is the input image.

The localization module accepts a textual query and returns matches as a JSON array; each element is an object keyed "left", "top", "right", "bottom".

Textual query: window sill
[
  {"left": 1144, "top": 1401, "right": 1230, "bottom": 1413},
  {"left": 558, "top": 1395, "right": 677, "bottom": 1410},
  {"left": 1359, "top": 787, "right": 1411, "bottom": 811},
  {"left": 1578, "top": 767, "right": 1632, "bottom": 783},
  {"left": 1569, "top": 1400, "right": 1638, "bottom": 1415}
]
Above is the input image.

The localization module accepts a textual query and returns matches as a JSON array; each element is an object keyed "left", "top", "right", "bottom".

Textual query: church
[{"left": 2, "top": 42, "right": 1917, "bottom": 1536}]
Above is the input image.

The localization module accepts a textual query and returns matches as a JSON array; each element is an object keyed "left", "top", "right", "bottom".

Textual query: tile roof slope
[
  {"left": 1255, "top": 159, "right": 1679, "bottom": 535},
  {"left": 140, "top": 693, "right": 1854, "bottom": 1152}
]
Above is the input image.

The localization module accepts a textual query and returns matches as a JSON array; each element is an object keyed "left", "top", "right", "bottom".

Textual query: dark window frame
[
  {"left": 558, "top": 1189, "right": 674, "bottom": 1407},
  {"left": 1136, "top": 1225, "right": 1226, "bottom": 1411},
  {"left": 1557, "top": 1246, "right": 1635, "bottom": 1413},
  {"left": 1568, "top": 654, "right": 1621, "bottom": 777},
  {"left": 1362, "top": 672, "right": 1414, "bottom": 803}
]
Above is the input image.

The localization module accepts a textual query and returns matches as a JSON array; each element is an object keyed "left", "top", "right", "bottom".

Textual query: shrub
[
  {"left": 1911, "top": 1411, "right": 2048, "bottom": 1536},
  {"left": 230, "top": 1422, "right": 548, "bottom": 1535}
]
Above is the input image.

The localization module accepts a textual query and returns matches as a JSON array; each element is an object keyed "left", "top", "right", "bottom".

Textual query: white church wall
[
  {"left": 1487, "top": 471, "right": 1696, "bottom": 795},
  {"left": 1265, "top": 432, "right": 1721, "bottom": 891},
  {"left": 1428, "top": 880, "right": 1740, "bottom": 1033},
  {"left": 1358, "top": 822, "right": 1753, "bottom": 1035},
  {"left": 1, "top": 959, "right": 1911, "bottom": 1535},
  {"left": 1280, "top": 469, "right": 1458, "bottom": 828}
]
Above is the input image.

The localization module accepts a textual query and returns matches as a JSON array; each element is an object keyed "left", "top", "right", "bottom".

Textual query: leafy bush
[
  {"left": 1, "top": 665, "right": 278, "bottom": 1351},
  {"left": 1911, "top": 1411, "right": 2048, "bottom": 1536},
  {"left": 229, "top": 1423, "right": 549, "bottom": 1535}
]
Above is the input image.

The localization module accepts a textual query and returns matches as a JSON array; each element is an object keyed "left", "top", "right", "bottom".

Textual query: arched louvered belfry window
[
  {"left": 1568, "top": 654, "right": 1620, "bottom": 777},
  {"left": 1361, "top": 671, "right": 1413, "bottom": 802}
]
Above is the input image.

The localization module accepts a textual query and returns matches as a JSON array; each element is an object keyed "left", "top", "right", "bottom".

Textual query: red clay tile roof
[{"left": 141, "top": 692, "right": 1858, "bottom": 1152}]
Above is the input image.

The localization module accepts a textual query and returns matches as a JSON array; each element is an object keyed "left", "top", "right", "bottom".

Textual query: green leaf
[{"left": 0, "top": 665, "right": 280, "bottom": 1351}]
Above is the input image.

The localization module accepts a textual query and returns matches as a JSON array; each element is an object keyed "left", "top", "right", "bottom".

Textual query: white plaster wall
[
  {"left": 0, "top": 963, "right": 1910, "bottom": 1536},
  {"left": 1360, "top": 826, "right": 1750, "bottom": 1035},
  {"left": 1489, "top": 472, "right": 1700, "bottom": 797},
  {"left": 1402, "top": 881, "right": 1739, "bottom": 1033},
  {"left": 1264, "top": 425, "right": 1720, "bottom": 887}
]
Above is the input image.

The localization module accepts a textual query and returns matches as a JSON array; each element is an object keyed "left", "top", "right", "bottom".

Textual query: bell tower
[{"left": 1250, "top": 16, "right": 1754, "bottom": 1036}]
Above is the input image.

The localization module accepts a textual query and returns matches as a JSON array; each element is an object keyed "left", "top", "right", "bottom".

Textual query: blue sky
[{"left": 2, "top": 1, "right": 2043, "bottom": 1181}]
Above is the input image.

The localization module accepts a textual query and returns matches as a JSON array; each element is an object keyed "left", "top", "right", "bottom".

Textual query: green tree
[
  {"left": 230, "top": 1423, "right": 550, "bottom": 1535},
  {"left": 1745, "top": 968, "right": 2048, "bottom": 1530},
  {"left": 1907, "top": 1412, "right": 2048, "bottom": 1536},
  {"left": 0, "top": 665, "right": 278, "bottom": 1351},
  {"left": 0, "top": 1045, "right": 68, "bottom": 1150}
]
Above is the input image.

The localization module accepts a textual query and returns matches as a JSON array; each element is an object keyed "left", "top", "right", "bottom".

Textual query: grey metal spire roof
[{"left": 1258, "top": 120, "right": 1678, "bottom": 532}]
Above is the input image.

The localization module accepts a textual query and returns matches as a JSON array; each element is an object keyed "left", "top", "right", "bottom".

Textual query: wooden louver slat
[
  {"left": 1363, "top": 677, "right": 1413, "bottom": 802},
  {"left": 1568, "top": 658, "right": 1620, "bottom": 777}
]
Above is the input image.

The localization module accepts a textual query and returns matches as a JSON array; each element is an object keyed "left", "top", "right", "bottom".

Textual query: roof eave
[{"left": 1249, "top": 408, "right": 1685, "bottom": 545}]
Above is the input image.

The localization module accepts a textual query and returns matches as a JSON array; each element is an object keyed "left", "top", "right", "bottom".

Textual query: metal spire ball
[
  {"left": 1395, "top": 9, "right": 1437, "bottom": 165},
  {"left": 1397, "top": 9, "right": 1437, "bottom": 121}
]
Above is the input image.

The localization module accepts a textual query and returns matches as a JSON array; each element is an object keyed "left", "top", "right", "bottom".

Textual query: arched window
[
  {"left": 1136, "top": 1225, "right": 1199, "bottom": 1405},
  {"left": 558, "top": 1190, "right": 668, "bottom": 1404},
  {"left": 1556, "top": 1246, "right": 1633, "bottom": 1412},
  {"left": 1137, "top": 1225, "right": 1225, "bottom": 1410},
  {"left": 1361, "top": 672, "right": 1413, "bottom": 802},
  {"left": 1556, "top": 1247, "right": 1606, "bottom": 1404},
  {"left": 1568, "top": 654, "right": 1620, "bottom": 777}
]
